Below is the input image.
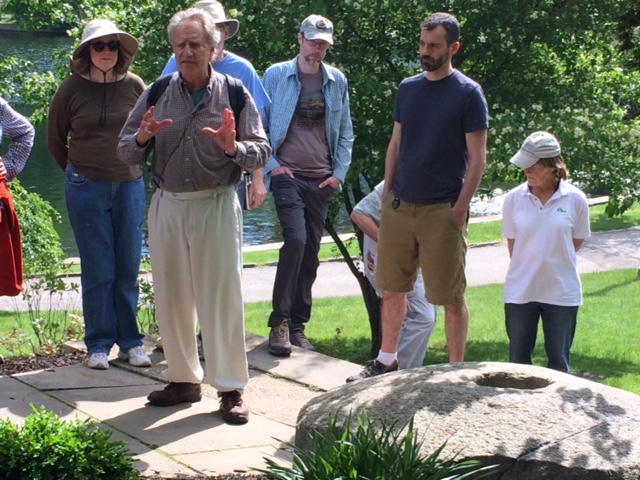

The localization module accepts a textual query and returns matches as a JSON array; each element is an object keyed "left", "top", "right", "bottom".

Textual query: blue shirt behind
[{"left": 161, "top": 51, "right": 271, "bottom": 110}]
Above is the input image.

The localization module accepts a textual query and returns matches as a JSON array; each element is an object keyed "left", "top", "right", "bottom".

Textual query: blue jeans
[
  {"left": 268, "top": 174, "right": 334, "bottom": 331},
  {"left": 505, "top": 302, "right": 578, "bottom": 373},
  {"left": 65, "top": 165, "right": 145, "bottom": 354}
]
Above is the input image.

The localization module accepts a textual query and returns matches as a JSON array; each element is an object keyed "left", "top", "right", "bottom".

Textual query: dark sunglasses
[{"left": 90, "top": 40, "right": 120, "bottom": 52}]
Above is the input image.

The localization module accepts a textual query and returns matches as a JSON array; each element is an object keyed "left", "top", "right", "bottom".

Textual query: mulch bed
[
  {"left": 0, "top": 352, "right": 274, "bottom": 479},
  {"left": 0, "top": 350, "right": 87, "bottom": 376}
]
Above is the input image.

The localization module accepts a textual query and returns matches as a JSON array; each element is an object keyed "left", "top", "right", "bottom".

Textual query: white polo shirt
[
  {"left": 502, "top": 181, "right": 590, "bottom": 306},
  {"left": 353, "top": 181, "right": 384, "bottom": 286}
]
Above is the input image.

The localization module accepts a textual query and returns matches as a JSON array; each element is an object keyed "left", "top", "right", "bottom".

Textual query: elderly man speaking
[{"left": 118, "top": 7, "right": 270, "bottom": 424}]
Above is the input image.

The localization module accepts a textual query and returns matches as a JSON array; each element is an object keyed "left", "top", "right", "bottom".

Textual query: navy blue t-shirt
[{"left": 392, "top": 70, "right": 488, "bottom": 205}]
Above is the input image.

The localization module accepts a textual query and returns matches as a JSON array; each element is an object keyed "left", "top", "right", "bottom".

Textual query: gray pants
[{"left": 364, "top": 236, "right": 437, "bottom": 369}]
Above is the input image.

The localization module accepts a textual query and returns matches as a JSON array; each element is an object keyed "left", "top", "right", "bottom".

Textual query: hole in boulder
[{"left": 475, "top": 372, "right": 552, "bottom": 390}]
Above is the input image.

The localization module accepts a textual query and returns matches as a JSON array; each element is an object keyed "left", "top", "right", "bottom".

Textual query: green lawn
[
  {"left": 4, "top": 202, "right": 639, "bottom": 394},
  {"left": 241, "top": 269, "right": 640, "bottom": 394},
  {"left": 3, "top": 269, "right": 639, "bottom": 395}
]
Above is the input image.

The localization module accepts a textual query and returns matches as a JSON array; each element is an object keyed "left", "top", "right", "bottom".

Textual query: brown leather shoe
[
  {"left": 148, "top": 382, "right": 202, "bottom": 406},
  {"left": 218, "top": 390, "right": 249, "bottom": 424}
]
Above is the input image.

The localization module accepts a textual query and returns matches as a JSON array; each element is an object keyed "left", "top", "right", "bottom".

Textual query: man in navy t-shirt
[{"left": 348, "top": 12, "right": 488, "bottom": 382}]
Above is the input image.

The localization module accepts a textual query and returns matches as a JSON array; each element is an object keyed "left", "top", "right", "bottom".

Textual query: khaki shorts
[{"left": 376, "top": 194, "right": 467, "bottom": 305}]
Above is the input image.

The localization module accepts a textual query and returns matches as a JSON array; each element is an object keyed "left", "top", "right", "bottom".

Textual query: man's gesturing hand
[
  {"left": 136, "top": 106, "right": 173, "bottom": 146},
  {"left": 202, "top": 108, "right": 237, "bottom": 155}
]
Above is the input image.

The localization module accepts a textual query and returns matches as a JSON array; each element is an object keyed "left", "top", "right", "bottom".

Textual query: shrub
[
  {"left": 0, "top": 405, "right": 137, "bottom": 480},
  {"left": 255, "top": 410, "right": 496, "bottom": 480},
  {"left": 8, "top": 180, "right": 81, "bottom": 354}
]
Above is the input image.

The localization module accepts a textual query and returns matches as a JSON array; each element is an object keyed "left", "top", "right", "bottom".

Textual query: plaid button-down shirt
[
  {"left": 260, "top": 56, "right": 353, "bottom": 186},
  {"left": 0, "top": 97, "right": 35, "bottom": 182},
  {"left": 118, "top": 71, "right": 270, "bottom": 193}
]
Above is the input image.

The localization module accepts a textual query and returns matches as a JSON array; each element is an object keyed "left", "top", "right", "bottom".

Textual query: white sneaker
[
  {"left": 118, "top": 346, "right": 151, "bottom": 367},
  {"left": 87, "top": 352, "right": 109, "bottom": 370}
]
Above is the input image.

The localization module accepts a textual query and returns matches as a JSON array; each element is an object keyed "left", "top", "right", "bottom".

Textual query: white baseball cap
[{"left": 509, "top": 131, "right": 562, "bottom": 169}]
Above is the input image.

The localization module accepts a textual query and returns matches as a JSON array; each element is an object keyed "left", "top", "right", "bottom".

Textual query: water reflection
[{"left": 2, "top": 31, "right": 353, "bottom": 256}]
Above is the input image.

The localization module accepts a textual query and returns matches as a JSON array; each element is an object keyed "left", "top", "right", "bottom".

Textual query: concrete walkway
[
  {"left": 1, "top": 227, "right": 639, "bottom": 477},
  {"left": 1, "top": 333, "right": 357, "bottom": 477}
]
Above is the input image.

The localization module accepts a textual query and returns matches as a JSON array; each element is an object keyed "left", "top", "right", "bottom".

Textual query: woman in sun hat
[
  {"left": 47, "top": 19, "right": 151, "bottom": 370},
  {"left": 501, "top": 131, "right": 590, "bottom": 373}
]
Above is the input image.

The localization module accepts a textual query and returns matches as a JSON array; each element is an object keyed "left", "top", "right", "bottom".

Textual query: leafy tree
[{"left": 2, "top": 0, "right": 639, "bottom": 351}]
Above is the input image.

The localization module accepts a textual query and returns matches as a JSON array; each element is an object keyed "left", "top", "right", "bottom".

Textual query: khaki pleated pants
[{"left": 148, "top": 186, "right": 249, "bottom": 392}]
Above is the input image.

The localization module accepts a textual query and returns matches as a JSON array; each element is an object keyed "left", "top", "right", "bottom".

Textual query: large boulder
[{"left": 297, "top": 362, "right": 640, "bottom": 479}]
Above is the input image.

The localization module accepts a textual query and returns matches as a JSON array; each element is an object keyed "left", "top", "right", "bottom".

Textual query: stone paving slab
[
  {"left": 48, "top": 383, "right": 295, "bottom": 454},
  {"left": 105, "top": 428, "right": 198, "bottom": 478},
  {"left": 174, "top": 444, "right": 291, "bottom": 477},
  {"left": 13, "top": 362, "right": 159, "bottom": 390},
  {"left": 0, "top": 376, "right": 194, "bottom": 478},
  {"left": 246, "top": 333, "right": 361, "bottom": 392},
  {"left": 0, "top": 375, "right": 78, "bottom": 422}
]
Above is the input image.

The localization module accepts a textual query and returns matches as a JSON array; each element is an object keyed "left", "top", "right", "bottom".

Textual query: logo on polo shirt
[
  {"left": 366, "top": 249, "right": 375, "bottom": 273},
  {"left": 555, "top": 207, "right": 568, "bottom": 214}
]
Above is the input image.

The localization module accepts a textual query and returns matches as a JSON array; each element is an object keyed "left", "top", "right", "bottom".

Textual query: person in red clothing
[{"left": 0, "top": 97, "right": 35, "bottom": 296}]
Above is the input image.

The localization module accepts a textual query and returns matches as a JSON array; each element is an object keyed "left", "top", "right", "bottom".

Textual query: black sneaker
[
  {"left": 346, "top": 359, "right": 398, "bottom": 383},
  {"left": 268, "top": 322, "right": 292, "bottom": 356},
  {"left": 290, "top": 330, "right": 316, "bottom": 351}
]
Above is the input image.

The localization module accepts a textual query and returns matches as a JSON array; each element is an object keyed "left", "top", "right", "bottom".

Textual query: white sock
[{"left": 376, "top": 351, "right": 397, "bottom": 366}]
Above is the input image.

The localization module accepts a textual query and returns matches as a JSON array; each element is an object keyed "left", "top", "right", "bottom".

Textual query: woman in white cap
[
  {"left": 502, "top": 131, "right": 590, "bottom": 373},
  {"left": 47, "top": 19, "right": 151, "bottom": 370}
]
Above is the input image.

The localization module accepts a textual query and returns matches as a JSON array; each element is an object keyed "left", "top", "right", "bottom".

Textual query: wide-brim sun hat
[
  {"left": 194, "top": 0, "right": 240, "bottom": 38},
  {"left": 72, "top": 19, "right": 139, "bottom": 71},
  {"left": 509, "top": 131, "right": 562, "bottom": 169}
]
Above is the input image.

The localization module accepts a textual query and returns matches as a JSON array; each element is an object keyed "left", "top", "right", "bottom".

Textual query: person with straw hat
[{"left": 47, "top": 19, "right": 151, "bottom": 371}]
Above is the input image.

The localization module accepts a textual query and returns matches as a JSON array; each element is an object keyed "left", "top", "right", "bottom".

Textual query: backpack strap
[
  {"left": 144, "top": 75, "right": 172, "bottom": 160},
  {"left": 147, "top": 74, "right": 172, "bottom": 107},
  {"left": 224, "top": 74, "right": 246, "bottom": 141},
  {"left": 225, "top": 75, "right": 251, "bottom": 204}
]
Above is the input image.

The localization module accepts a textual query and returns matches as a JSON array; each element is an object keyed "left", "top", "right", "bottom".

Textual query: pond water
[{"left": 1, "top": 30, "right": 353, "bottom": 256}]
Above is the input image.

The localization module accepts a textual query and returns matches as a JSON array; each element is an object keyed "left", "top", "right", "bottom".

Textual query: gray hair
[{"left": 168, "top": 7, "right": 221, "bottom": 49}]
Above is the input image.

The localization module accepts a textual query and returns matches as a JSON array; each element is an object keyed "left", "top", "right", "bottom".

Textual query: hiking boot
[
  {"left": 346, "top": 359, "right": 399, "bottom": 383},
  {"left": 87, "top": 352, "right": 109, "bottom": 370},
  {"left": 218, "top": 390, "right": 249, "bottom": 424},
  {"left": 268, "top": 322, "right": 292, "bottom": 357},
  {"left": 147, "top": 382, "right": 202, "bottom": 406},
  {"left": 118, "top": 346, "right": 152, "bottom": 367},
  {"left": 290, "top": 329, "right": 316, "bottom": 351}
]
